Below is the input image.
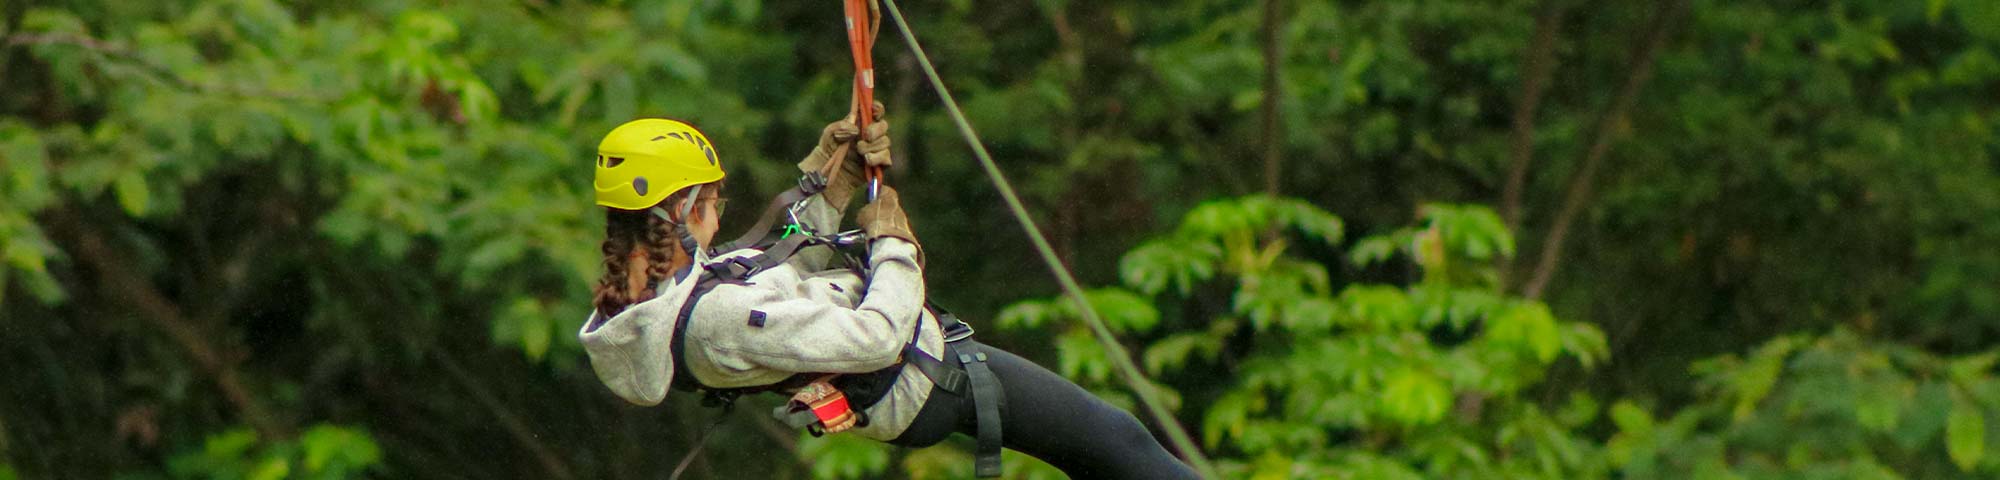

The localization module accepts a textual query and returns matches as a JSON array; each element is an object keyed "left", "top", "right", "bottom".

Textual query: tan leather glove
[
  {"left": 857, "top": 118, "right": 891, "bottom": 170},
  {"left": 857, "top": 186, "right": 917, "bottom": 246},
  {"left": 796, "top": 118, "right": 858, "bottom": 174},
  {"left": 799, "top": 103, "right": 887, "bottom": 208}
]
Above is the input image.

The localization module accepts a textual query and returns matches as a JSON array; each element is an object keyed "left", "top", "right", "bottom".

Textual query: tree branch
[
  {"left": 1522, "top": 0, "right": 1685, "bottom": 299},
  {"left": 1499, "top": 1, "right": 1565, "bottom": 234},
  {"left": 1262, "top": 0, "right": 1285, "bottom": 197},
  {"left": 433, "top": 351, "right": 577, "bottom": 480},
  {"left": 47, "top": 207, "right": 287, "bottom": 439}
]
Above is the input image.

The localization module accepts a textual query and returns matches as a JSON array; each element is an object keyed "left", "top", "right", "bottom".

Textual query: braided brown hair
[{"left": 591, "top": 186, "right": 713, "bottom": 318}]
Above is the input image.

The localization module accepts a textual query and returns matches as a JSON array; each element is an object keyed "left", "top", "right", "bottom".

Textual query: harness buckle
[
  {"left": 798, "top": 171, "right": 829, "bottom": 194},
  {"left": 933, "top": 310, "right": 976, "bottom": 343},
  {"left": 942, "top": 319, "right": 975, "bottom": 343},
  {"left": 704, "top": 256, "right": 763, "bottom": 279}
]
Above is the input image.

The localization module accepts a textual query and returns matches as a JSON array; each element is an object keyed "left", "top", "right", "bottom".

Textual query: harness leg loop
[{"left": 957, "top": 344, "right": 1005, "bottom": 478}]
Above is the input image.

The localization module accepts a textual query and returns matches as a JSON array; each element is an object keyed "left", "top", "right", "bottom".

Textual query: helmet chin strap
[{"left": 650, "top": 185, "right": 712, "bottom": 265}]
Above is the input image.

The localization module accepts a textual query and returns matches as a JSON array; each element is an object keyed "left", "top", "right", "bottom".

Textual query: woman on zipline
[{"left": 575, "top": 112, "right": 1198, "bottom": 479}]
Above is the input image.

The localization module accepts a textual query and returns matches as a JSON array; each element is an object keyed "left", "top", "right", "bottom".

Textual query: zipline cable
[{"left": 877, "top": 1, "right": 1217, "bottom": 477}]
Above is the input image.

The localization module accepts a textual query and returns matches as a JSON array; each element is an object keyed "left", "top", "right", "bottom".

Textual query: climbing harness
[
  {"left": 661, "top": 2, "right": 1063, "bottom": 478},
  {"left": 664, "top": 224, "right": 1006, "bottom": 477}
]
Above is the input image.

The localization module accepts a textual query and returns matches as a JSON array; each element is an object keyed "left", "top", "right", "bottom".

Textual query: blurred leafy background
[{"left": 3, "top": 0, "right": 1999, "bottom": 478}]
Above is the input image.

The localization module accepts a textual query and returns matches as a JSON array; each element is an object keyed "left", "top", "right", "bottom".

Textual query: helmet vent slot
[{"left": 605, "top": 156, "right": 626, "bottom": 168}]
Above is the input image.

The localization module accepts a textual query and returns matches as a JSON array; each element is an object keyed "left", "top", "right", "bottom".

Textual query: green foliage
[
  {"left": 158, "top": 424, "right": 379, "bottom": 480},
  {"left": 4, "top": 0, "right": 1999, "bottom": 478},
  {"left": 899, "top": 445, "right": 1065, "bottom": 480},
  {"left": 1003, "top": 198, "right": 1610, "bottom": 478},
  {"left": 797, "top": 434, "right": 891, "bottom": 480},
  {"left": 1612, "top": 329, "right": 2000, "bottom": 478}
]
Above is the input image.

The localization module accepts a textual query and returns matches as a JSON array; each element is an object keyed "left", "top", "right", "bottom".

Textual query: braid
[
  {"left": 592, "top": 188, "right": 703, "bottom": 318},
  {"left": 640, "top": 211, "right": 683, "bottom": 301},
  {"left": 592, "top": 211, "right": 645, "bottom": 318}
]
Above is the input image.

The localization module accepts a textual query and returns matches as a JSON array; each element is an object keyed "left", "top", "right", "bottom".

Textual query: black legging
[{"left": 890, "top": 340, "right": 1200, "bottom": 479}]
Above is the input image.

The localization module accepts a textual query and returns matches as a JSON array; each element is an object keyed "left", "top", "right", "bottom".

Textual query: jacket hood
[{"left": 578, "top": 272, "right": 702, "bottom": 406}]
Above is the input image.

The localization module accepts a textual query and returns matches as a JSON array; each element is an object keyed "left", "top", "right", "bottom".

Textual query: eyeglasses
[{"left": 700, "top": 197, "right": 729, "bottom": 217}]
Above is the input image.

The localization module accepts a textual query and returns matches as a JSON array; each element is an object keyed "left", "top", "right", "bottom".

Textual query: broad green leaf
[
  {"left": 1144, "top": 332, "right": 1217, "bottom": 374},
  {"left": 113, "top": 171, "right": 151, "bottom": 216},
  {"left": 1348, "top": 235, "right": 1400, "bottom": 267},
  {"left": 300, "top": 424, "right": 381, "bottom": 473},
  {"left": 1250, "top": 451, "right": 1292, "bottom": 480},
  {"left": 1611, "top": 400, "right": 1655, "bottom": 435},
  {"left": 1560, "top": 323, "right": 1612, "bottom": 368},
  {"left": 1203, "top": 391, "right": 1263, "bottom": 448},
  {"left": 203, "top": 428, "right": 260, "bottom": 459},
  {"left": 1958, "top": 0, "right": 2000, "bottom": 42},
  {"left": 996, "top": 300, "right": 1055, "bottom": 329},
  {"left": 500, "top": 299, "right": 552, "bottom": 361},
  {"left": 1731, "top": 336, "right": 1801, "bottom": 421},
  {"left": 1855, "top": 379, "right": 1910, "bottom": 433},
  {"left": 1119, "top": 238, "right": 1220, "bottom": 295},
  {"left": 1380, "top": 368, "right": 1449, "bottom": 425},
  {"left": 1085, "top": 288, "right": 1160, "bottom": 333},
  {"left": 1337, "top": 285, "right": 1415, "bottom": 330},
  {"left": 1055, "top": 331, "right": 1112, "bottom": 382},
  {"left": 1, "top": 125, "right": 54, "bottom": 211},
  {"left": 248, "top": 458, "right": 289, "bottom": 480},
  {"left": 1947, "top": 399, "right": 1985, "bottom": 472},
  {"left": 1488, "top": 302, "right": 1562, "bottom": 363}
]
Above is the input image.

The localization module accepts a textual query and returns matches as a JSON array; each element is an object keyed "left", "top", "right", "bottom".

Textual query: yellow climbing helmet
[{"left": 593, "top": 118, "right": 726, "bottom": 211}]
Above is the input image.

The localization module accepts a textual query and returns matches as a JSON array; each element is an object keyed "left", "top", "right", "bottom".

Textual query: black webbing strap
[
  {"left": 672, "top": 268, "right": 816, "bottom": 408},
  {"left": 722, "top": 173, "right": 827, "bottom": 251},
  {"left": 907, "top": 305, "right": 1001, "bottom": 476},
  {"left": 902, "top": 344, "right": 967, "bottom": 395},
  {"left": 957, "top": 342, "right": 1005, "bottom": 478},
  {"left": 703, "top": 234, "right": 814, "bottom": 280},
  {"left": 902, "top": 308, "right": 976, "bottom": 394}
]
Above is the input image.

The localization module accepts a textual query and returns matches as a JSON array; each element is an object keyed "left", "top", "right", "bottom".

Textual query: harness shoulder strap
[
  {"left": 702, "top": 234, "right": 815, "bottom": 280},
  {"left": 720, "top": 173, "right": 827, "bottom": 252},
  {"left": 671, "top": 270, "right": 818, "bottom": 407}
]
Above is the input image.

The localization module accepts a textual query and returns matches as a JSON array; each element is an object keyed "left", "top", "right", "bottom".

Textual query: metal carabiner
[{"left": 782, "top": 199, "right": 815, "bottom": 238}]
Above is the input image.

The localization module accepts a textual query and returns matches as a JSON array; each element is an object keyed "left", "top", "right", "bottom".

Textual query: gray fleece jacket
[{"left": 578, "top": 195, "right": 945, "bottom": 441}]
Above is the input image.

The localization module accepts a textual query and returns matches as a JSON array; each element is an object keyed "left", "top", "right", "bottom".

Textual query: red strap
[
  {"left": 841, "top": 0, "right": 884, "bottom": 196},
  {"left": 810, "top": 392, "right": 852, "bottom": 423},
  {"left": 843, "top": 0, "right": 875, "bottom": 128}
]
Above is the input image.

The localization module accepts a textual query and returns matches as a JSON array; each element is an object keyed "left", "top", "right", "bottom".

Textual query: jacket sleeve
[
  {"left": 692, "top": 237, "right": 924, "bottom": 374},
  {"left": 576, "top": 296, "right": 683, "bottom": 406}
]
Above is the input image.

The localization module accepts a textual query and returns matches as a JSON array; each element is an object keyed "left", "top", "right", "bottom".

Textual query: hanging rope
[
  {"left": 841, "top": 0, "right": 887, "bottom": 201},
  {"left": 877, "top": 1, "right": 1217, "bottom": 477}
]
